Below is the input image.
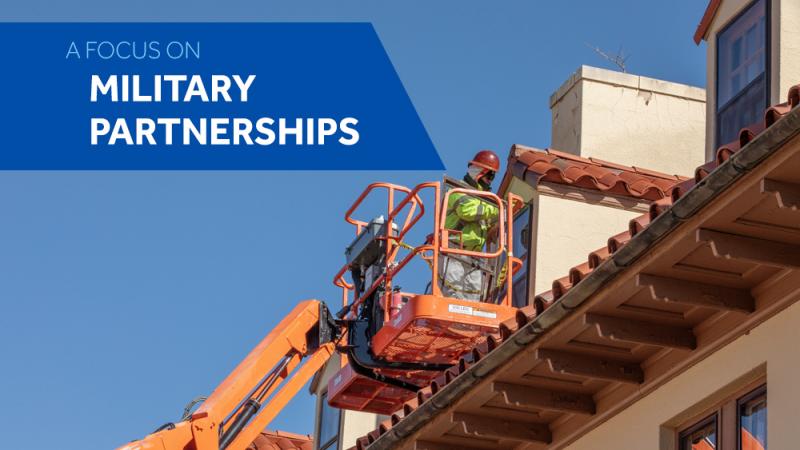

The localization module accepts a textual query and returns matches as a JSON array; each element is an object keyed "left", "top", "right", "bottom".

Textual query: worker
[{"left": 440, "top": 150, "right": 501, "bottom": 301}]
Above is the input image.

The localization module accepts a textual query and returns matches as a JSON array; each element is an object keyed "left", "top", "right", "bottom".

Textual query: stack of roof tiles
[
  {"left": 351, "top": 84, "right": 800, "bottom": 450},
  {"left": 248, "top": 430, "right": 313, "bottom": 450}
]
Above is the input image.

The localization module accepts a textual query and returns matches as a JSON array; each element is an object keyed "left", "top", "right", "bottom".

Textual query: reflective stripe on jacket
[{"left": 444, "top": 191, "right": 499, "bottom": 251}]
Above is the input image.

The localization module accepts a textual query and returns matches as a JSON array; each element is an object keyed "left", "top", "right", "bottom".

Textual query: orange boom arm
[{"left": 118, "top": 300, "right": 338, "bottom": 450}]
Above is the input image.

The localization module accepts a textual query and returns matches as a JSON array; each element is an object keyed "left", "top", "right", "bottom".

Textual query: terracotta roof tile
[
  {"left": 533, "top": 290, "right": 556, "bottom": 315},
  {"left": 569, "top": 262, "right": 593, "bottom": 285},
  {"left": 352, "top": 84, "right": 800, "bottom": 450},
  {"left": 248, "top": 430, "right": 313, "bottom": 450},
  {"left": 588, "top": 246, "right": 611, "bottom": 269},
  {"left": 502, "top": 145, "right": 688, "bottom": 201}
]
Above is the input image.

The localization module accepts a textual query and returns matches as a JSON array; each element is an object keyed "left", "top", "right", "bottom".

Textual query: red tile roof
[
  {"left": 501, "top": 145, "right": 689, "bottom": 201},
  {"left": 535, "top": 85, "right": 800, "bottom": 311},
  {"left": 694, "top": 0, "right": 722, "bottom": 44},
  {"left": 352, "top": 83, "right": 800, "bottom": 450},
  {"left": 248, "top": 430, "right": 313, "bottom": 450}
]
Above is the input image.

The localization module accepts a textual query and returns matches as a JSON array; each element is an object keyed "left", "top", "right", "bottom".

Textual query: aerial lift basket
[
  {"left": 328, "top": 181, "right": 523, "bottom": 415},
  {"left": 328, "top": 294, "right": 515, "bottom": 414}
]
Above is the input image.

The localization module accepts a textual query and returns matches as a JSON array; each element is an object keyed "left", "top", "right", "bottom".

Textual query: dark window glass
[
  {"left": 739, "top": 387, "right": 767, "bottom": 449},
  {"left": 511, "top": 205, "right": 532, "bottom": 308},
  {"left": 321, "top": 440, "right": 338, "bottom": 450},
  {"left": 680, "top": 415, "right": 718, "bottom": 450},
  {"left": 716, "top": 0, "right": 767, "bottom": 145},
  {"left": 318, "top": 393, "right": 340, "bottom": 450}
]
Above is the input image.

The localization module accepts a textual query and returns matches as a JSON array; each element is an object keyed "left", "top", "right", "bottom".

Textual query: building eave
[
  {"left": 694, "top": 0, "right": 722, "bottom": 44},
  {"left": 357, "top": 89, "right": 800, "bottom": 450}
]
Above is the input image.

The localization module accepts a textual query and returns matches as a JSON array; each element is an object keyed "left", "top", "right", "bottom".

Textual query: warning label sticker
[
  {"left": 448, "top": 304, "right": 474, "bottom": 315},
  {"left": 448, "top": 304, "right": 497, "bottom": 319}
]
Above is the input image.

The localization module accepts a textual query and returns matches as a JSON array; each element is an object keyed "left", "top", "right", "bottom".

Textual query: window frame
[
  {"left": 316, "top": 390, "right": 342, "bottom": 450},
  {"left": 675, "top": 379, "right": 766, "bottom": 450},
  {"left": 737, "top": 385, "right": 767, "bottom": 450},
  {"left": 679, "top": 413, "right": 718, "bottom": 450},
  {"left": 510, "top": 202, "right": 534, "bottom": 308},
  {"left": 714, "top": 0, "right": 771, "bottom": 147}
]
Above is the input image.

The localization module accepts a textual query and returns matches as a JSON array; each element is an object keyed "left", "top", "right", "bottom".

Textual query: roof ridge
[{"left": 507, "top": 145, "right": 687, "bottom": 201}]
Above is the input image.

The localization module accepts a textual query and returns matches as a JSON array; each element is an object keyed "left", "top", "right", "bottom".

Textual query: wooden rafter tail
[
  {"left": 536, "top": 348, "right": 644, "bottom": 384},
  {"left": 637, "top": 273, "right": 755, "bottom": 313},
  {"left": 451, "top": 412, "right": 552, "bottom": 444}
]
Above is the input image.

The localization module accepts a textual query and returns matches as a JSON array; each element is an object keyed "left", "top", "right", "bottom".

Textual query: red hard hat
[{"left": 469, "top": 150, "right": 500, "bottom": 172}]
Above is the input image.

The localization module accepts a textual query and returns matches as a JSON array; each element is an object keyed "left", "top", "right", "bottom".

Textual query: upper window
[
  {"left": 317, "top": 392, "right": 341, "bottom": 450},
  {"left": 510, "top": 204, "right": 532, "bottom": 308},
  {"left": 716, "top": 0, "right": 768, "bottom": 145}
]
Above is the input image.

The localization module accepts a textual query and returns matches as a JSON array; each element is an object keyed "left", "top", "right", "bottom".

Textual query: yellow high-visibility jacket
[{"left": 444, "top": 187, "right": 499, "bottom": 252}]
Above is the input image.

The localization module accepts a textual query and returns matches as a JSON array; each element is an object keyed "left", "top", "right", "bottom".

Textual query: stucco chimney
[{"left": 549, "top": 65, "right": 707, "bottom": 177}]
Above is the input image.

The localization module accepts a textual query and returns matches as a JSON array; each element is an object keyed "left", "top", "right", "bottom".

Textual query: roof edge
[{"left": 694, "top": 0, "right": 722, "bottom": 44}]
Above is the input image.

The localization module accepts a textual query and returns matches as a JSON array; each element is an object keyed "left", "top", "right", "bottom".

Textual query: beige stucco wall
[
  {"left": 566, "top": 292, "right": 800, "bottom": 450},
  {"left": 550, "top": 65, "right": 706, "bottom": 177},
  {"left": 704, "top": 0, "right": 800, "bottom": 158},
  {"left": 532, "top": 193, "right": 641, "bottom": 295},
  {"left": 551, "top": 79, "right": 583, "bottom": 155},
  {"left": 311, "top": 354, "right": 383, "bottom": 450},
  {"left": 776, "top": 0, "right": 800, "bottom": 100},
  {"left": 340, "top": 410, "right": 384, "bottom": 449}
]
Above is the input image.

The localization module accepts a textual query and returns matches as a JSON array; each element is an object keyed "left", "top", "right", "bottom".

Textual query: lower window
[
  {"left": 680, "top": 415, "right": 717, "bottom": 450},
  {"left": 318, "top": 392, "right": 341, "bottom": 450},
  {"left": 678, "top": 384, "right": 766, "bottom": 450},
  {"left": 739, "top": 386, "right": 767, "bottom": 450}
]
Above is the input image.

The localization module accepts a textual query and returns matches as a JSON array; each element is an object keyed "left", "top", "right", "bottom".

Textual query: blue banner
[{"left": 0, "top": 23, "right": 443, "bottom": 170}]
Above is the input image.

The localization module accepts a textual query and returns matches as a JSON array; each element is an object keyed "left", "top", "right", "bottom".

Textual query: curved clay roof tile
[
  {"left": 789, "top": 85, "right": 800, "bottom": 107},
  {"left": 766, "top": 103, "right": 791, "bottom": 126},
  {"left": 588, "top": 246, "right": 611, "bottom": 269}
]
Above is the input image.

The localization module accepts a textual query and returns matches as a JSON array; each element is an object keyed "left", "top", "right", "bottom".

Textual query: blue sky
[{"left": 0, "top": 1, "right": 708, "bottom": 449}]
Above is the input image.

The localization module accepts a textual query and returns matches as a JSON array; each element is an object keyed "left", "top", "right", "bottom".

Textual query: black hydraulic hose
[
  {"left": 346, "top": 350, "right": 422, "bottom": 392},
  {"left": 222, "top": 355, "right": 291, "bottom": 426},
  {"left": 219, "top": 399, "right": 260, "bottom": 450},
  {"left": 218, "top": 354, "right": 294, "bottom": 449},
  {"left": 180, "top": 396, "right": 208, "bottom": 422},
  {"left": 152, "top": 422, "right": 175, "bottom": 433}
]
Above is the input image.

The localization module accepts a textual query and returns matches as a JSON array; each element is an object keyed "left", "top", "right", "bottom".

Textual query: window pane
[
  {"left": 511, "top": 205, "right": 531, "bottom": 307},
  {"left": 717, "top": 0, "right": 766, "bottom": 108},
  {"left": 512, "top": 206, "right": 531, "bottom": 262},
  {"left": 745, "top": 24, "right": 758, "bottom": 59},
  {"left": 731, "top": 38, "right": 742, "bottom": 71},
  {"left": 740, "top": 389, "right": 767, "bottom": 449},
  {"left": 717, "top": 74, "right": 765, "bottom": 144},
  {"left": 319, "top": 393, "right": 340, "bottom": 448},
  {"left": 681, "top": 416, "right": 717, "bottom": 450}
]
